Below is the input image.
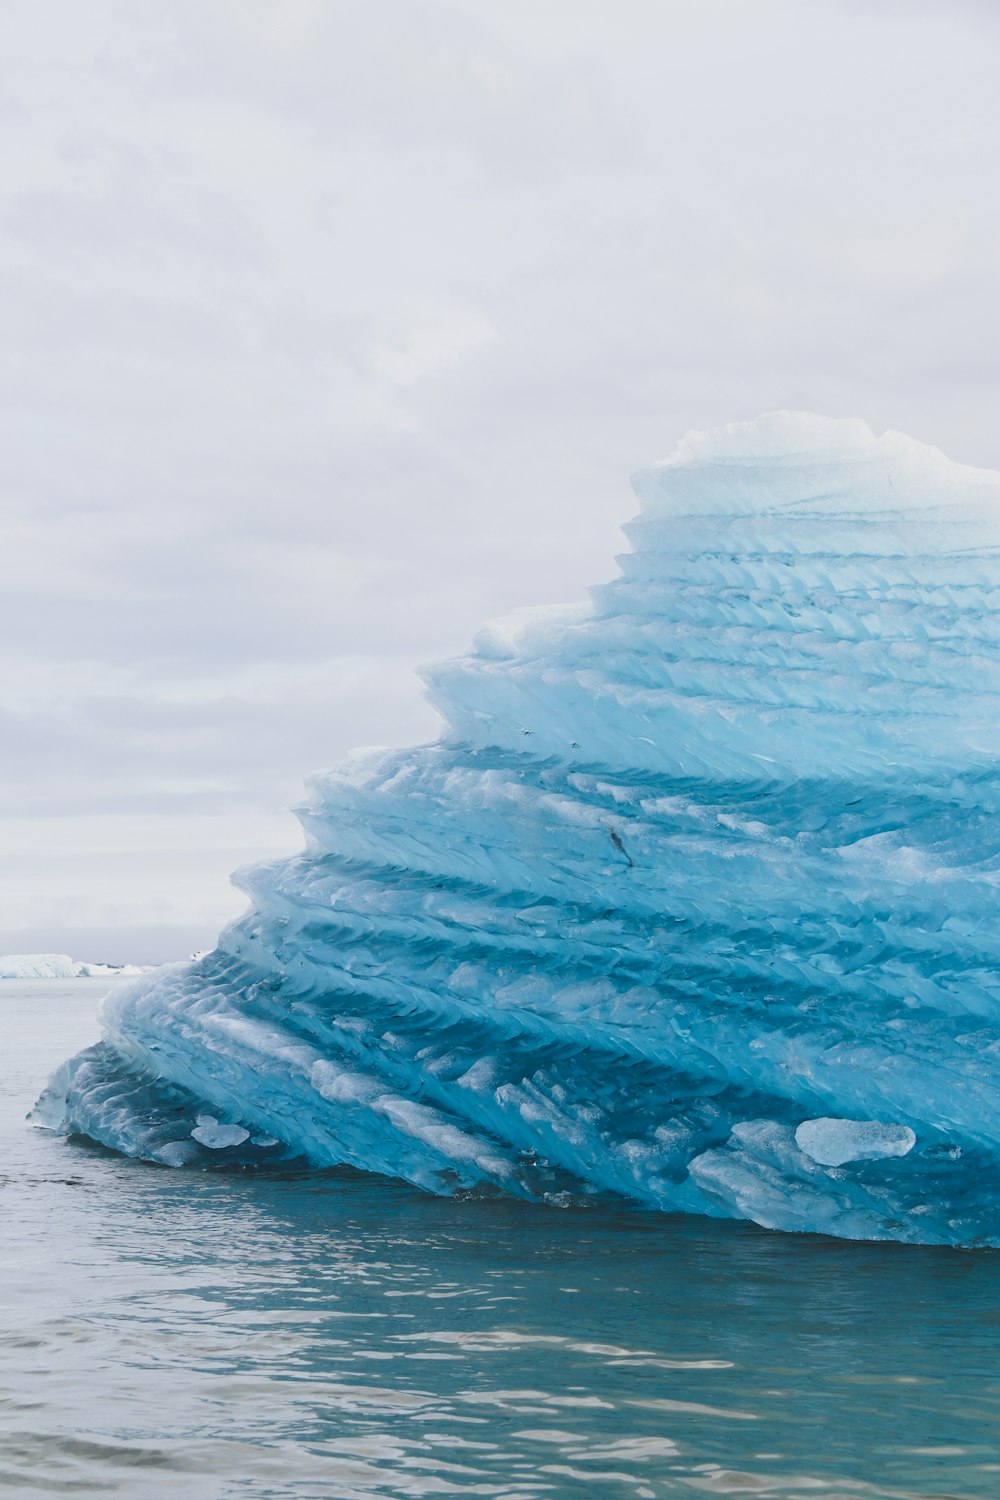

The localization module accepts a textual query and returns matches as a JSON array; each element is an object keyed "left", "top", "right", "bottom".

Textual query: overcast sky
[{"left": 3, "top": 0, "right": 1000, "bottom": 961}]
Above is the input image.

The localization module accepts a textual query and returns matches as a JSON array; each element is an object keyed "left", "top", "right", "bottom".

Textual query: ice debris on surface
[
  {"left": 190, "top": 1116, "right": 251, "bottom": 1150},
  {"left": 33, "top": 412, "right": 1000, "bottom": 1246},
  {"left": 794, "top": 1118, "right": 917, "bottom": 1168}
]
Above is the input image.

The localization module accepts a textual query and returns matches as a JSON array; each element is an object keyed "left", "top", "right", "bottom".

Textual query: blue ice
[{"left": 34, "top": 412, "right": 1000, "bottom": 1245}]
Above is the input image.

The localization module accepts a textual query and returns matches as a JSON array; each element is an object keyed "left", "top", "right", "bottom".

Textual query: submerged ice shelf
[{"left": 35, "top": 412, "right": 1000, "bottom": 1245}]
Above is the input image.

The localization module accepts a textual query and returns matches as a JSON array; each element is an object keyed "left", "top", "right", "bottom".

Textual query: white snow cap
[
  {"left": 665, "top": 410, "right": 876, "bottom": 464},
  {"left": 632, "top": 409, "right": 1000, "bottom": 521}
]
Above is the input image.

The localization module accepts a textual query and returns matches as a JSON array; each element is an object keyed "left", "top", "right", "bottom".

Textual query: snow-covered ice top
[
  {"left": 636, "top": 410, "right": 1000, "bottom": 515},
  {"left": 34, "top": 412, "right": 1000, "bottom": 1246}
]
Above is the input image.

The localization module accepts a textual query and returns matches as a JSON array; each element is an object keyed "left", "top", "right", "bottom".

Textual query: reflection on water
[{"left": 3, "top": 982, "right": 1000, "bottom": 1498}]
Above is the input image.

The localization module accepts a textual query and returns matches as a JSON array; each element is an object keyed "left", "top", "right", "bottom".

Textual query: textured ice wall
[{"left": 35, "top": 412, "right": 1000, "bottom": 1245}]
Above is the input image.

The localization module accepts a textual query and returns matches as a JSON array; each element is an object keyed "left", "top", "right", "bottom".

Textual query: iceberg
[
  {"left": 33, "top": 412, "right": 1000, "bottom": 1245},
  {"left": 3, "top": 954, "right": 79, "bottom": 980},
  {"left": 1, "top": 954, "right": 146, "bottom": 979}
]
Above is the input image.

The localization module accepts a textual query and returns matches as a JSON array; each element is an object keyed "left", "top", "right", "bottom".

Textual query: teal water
[{"left": 3, "top": 981, "right": 1000, "bottom": 1498}]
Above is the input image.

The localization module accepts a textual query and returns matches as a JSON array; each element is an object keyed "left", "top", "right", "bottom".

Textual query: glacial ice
[
  {"left": 794, "top": 1118, "right": 917, "bottom": 1168},
  {"left": 191, "top": 1117, "right": 251, "bottom": 1150},
  {"left": 0, "top": 954, "right": 145, "bottom": 979},
  {"left": 3, "top": 954, "right": 78, "bottom": 980},
  {"left": 33, "top": 412, "right": 1000, "bottom": 1246}
]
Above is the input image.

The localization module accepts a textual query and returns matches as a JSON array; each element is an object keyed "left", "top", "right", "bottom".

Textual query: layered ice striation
[{"left": 35, "top": 412, "right": 1000, "bottom": 1245}]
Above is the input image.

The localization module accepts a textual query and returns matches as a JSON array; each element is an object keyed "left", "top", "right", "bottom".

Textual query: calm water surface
[{"left": 3, "top": 980, "right": 1000, "bottom": 1498}]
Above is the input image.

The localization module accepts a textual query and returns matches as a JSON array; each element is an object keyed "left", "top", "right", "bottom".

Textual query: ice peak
[
  {"left": 632, "top": 408, "right": 1000, "bottom": 520},
  {"left": 664, "top": 410, "right": 877, "bottom": 465}
]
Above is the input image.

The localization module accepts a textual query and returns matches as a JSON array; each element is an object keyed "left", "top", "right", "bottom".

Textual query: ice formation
[
  {"left": 34, "top": 412, "right": 1000, "bottom": 1245},
  {"left": 3, "top": 954, "right": 79, "bottom": 980},
  {"left": 0, "top": 954, "right": 145, "bottom": 980}
]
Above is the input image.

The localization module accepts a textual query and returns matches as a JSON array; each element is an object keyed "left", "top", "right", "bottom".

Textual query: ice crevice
[{"left": 32, "top": 411, "right": 1000, "bottom": 1245}]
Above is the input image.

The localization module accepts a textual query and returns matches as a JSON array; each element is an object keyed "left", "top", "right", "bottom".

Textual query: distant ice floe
[
  {"left": 1, "top": 953, "right": 148, "bottom": 980},
  {"left": 32, "top": 412, "right": 1000, "bottom": 1246}
]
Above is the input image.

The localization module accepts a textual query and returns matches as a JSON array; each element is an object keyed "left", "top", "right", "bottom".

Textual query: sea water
[{"left": 4, "top": 981, "right": 1000, "bottom": 1497}]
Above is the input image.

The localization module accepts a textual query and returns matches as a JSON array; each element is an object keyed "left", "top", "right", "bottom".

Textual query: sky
[{"left": 3, "top": 0, "right": 1000, "bottom": 962}]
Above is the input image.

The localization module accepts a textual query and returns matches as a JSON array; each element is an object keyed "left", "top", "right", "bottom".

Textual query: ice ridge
[{"left": 34, "top": 412, "right": 1000, "bottom": 1245}]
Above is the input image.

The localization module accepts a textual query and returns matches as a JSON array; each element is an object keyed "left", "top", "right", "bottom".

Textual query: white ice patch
[
  {"left": 455, "top": 1057, "right": 498, "bottom": 1091},
  {"left": 376, "top": 1095, "right": 511, "bottom": 1178},
  {"left": 473, "top": 602, "right": 589, "bottom": 662},
  {"left": 190, "top": 1116, "right": 250, "bottom": 1149},
  {"left": 0, "top": 953, "right": 148, "bottom": 979},
  {"left": 156, "top": 1139, "right": 202, "bottom": 1166},
  {"left": 311, "top": 1059, "right": 379, "bottom": 1105},
  {"left": 0, "top": 953, "right": 77, "bottom": 979},
  {"left": 795, "top": 1117, "right": 916, "bottom": 1167}
]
